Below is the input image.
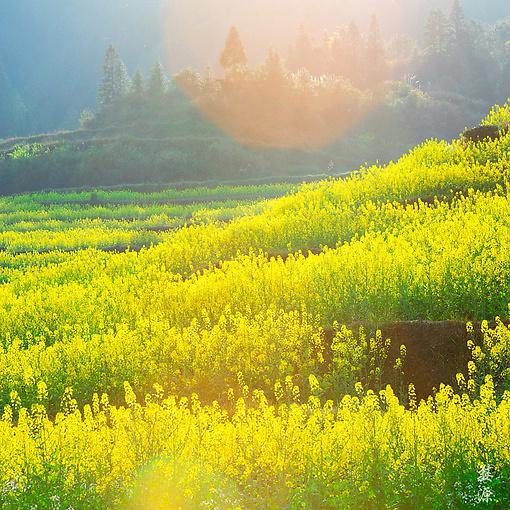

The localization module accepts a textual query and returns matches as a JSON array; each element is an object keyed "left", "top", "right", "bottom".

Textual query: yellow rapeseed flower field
[{"left": 2, "top": 105, "right": 510, "bottom": 508}]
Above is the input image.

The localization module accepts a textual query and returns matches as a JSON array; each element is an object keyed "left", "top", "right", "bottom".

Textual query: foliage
[
  {"left": 98, "top": 44, "right": 131, "bottom": 109},
  {"left": 220, "top": 27, "right": 247, "bottom": 71},
  {"left": 7, "top": 143, "right": 49, "bottom": 160}
]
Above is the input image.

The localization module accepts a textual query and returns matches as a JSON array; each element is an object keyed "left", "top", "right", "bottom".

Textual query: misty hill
[{"left": 1, "top": 0, "right": 509, "bottom": 138}]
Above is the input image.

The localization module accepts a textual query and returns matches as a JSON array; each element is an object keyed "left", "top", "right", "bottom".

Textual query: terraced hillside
[
  {"left": 0, "top": 124, "right": 347, "bottom": 195},
  {"left": 1, "top": 104, "right": 510, "bottom": 509}
]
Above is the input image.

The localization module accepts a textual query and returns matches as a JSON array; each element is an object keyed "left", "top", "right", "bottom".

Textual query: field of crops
[{"left": 1, "top": 105, "right": 510, "bottom": 509}]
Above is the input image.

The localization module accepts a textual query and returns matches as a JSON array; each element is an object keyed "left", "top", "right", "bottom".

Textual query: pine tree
[
  {"left": 115, "top": 59, "right": 131, "bottom": 96},
  {"left": 131, "top": 70, "right": 145, "bottom": 98},
  {"left": 348, "top": 20, "right": 361, "bottom": 44},
  {"left": 264, "top": 48, "right": 286, "bottom": 83},
  {"left": 367, "top": 15, "right": 383, "bottom": 57},
  {"left": 220, "top": 27, "right": 247, "bottom": 71},
  {"left": 288, "top": 25, "right": 316, "bottom": 73},
  {"left": 346, "top": 21, "right": 363, "bottom": 86},
  {"left": 425, "top": 9, "right": 448, "bottom": 55},
  {"left": 450, "top": 0, "right": 465, "bottom": 37},
  {"left": 365, "top": 15, "right": 388, "bottom": 87},
  {"left": 448, "top": 0, "right": 468, "bottom": 50},
  {"left": 147, "top": 62, "right": 167, "bottom": 100},
  {"left": 98, "top": 44, "right": 130, "bottom": 108}
]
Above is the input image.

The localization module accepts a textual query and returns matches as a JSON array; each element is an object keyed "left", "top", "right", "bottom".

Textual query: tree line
[
  {"left": 96, "top": 45, "right": 168, "bottom": 112},
  {"left": 90, "top": 0, "right": 510, "bottom": 148},
  {"left": 90, "top": 19, "right": 389, "bottom": 147},
  {"left": 422, "top": 0, "right": 510, "bottom": 99}
]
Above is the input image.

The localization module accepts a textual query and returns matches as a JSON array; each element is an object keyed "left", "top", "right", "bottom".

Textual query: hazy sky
[
  {"left": 0, "top": 0, "right": 508, "bottom": 133},
  {"left": 161, "top": 0, "right": 510, "bottom": 71}
]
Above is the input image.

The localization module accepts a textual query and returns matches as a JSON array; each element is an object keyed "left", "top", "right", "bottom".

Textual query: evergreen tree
[
  {"left": 447, "top": 0, "right": 475, "bottom": 58},
  {"left": 116, "top": 60, "right": 131, "bottom": 96},
  {"left": 421, "top": 9, "right": 450, "bottom": 92},
  {"left": 425, "top": 9, "right": 448, "bottom": 55},
  {"left": 348, "top": 20, "right": 362, "bottom": 45},
  {"left": 264, "top": 48, "right": 286, "bottom": 83},
  {"left": 365, "top": 15, "right": 388, "bottom": 86},
  {"left": 449, "top": 0, "right": 466, "bottom": 48},
  {"left": 288, "top": 25, "right": 316, "bottom": 73},
  {"left": 367, "top": 15, "right": 383, "bottom": 58},
  {"left": 125, "top": 70, "right": 145, "bottom": 113},
  {"left": 260, "top": 48, "right": 287, "bottom": 117},
  {"left": 493, "top": 23, "right": 510, "bottom": 95},
  {"left": 330, "top": 27, "right": 348, "bottom": 77},
  {"left": 346, "top": 21, "right": 363, "bottom": 86},
  {"left": 147, "top": 62, "right": 167, "bottom": 101},
  {"left": 98, "top": 44, "right": 130, "bottom": 108},
  {"left": 131, "top": 70, "right": 145, "bottom": 98},
  {"left": 447, "top": 0, "right": 483, "bottom": 95},
  {"left": 220, "top": 27, "right": 247, "bottom": 71}
]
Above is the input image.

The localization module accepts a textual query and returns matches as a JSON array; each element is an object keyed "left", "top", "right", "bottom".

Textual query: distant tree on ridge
[{"left": 220, "top": 27, "right": 247, "bottom": 71}]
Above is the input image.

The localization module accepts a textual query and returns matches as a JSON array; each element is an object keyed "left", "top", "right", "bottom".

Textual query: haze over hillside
[{"left": 1, "top": 0, "right": 509, "bottom": 137}]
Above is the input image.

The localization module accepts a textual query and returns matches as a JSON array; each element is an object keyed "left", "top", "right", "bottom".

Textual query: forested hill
[
  {"left": 1, "top": 0, "right": 510, "bottom": 138},
  {"left": 0, "top": 0, "right": 509, "bottom": 194}
]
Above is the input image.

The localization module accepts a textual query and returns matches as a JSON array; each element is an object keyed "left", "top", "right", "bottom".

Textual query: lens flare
[
  {"left": 127, "top": 458, "right": 241, "bottom": 510},
  {"left": 162, "top": 1, "right": 403, "bottom": 149}
]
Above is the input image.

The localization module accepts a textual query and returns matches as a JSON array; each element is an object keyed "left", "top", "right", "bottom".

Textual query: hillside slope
[
  {"left": 1, "top": 103, "right": 510, "bottom": 508},
  {"left": 0, "top": 91, "right": 488, "bottom": 195}
]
